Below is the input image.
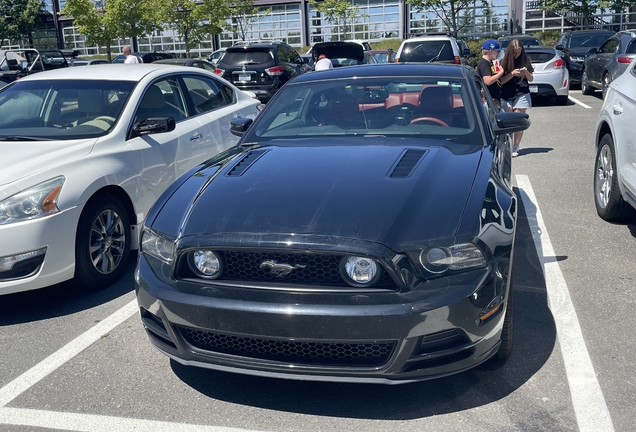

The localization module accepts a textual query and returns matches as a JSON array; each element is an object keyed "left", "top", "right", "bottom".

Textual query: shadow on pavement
[
  {"left": 171, "top": 194, "right": 557, "bottom": 420},
  {"left": 0, "top": 254, "right": 136, "bottom": 326},
  {"left": 517, "top": 147, "right": 553, "bottom": 156}
]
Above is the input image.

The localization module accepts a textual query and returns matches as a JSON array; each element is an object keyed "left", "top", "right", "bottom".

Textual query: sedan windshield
[
  {"left": 0, "top": 79, "right": 135, "bottom": 140},
  {"left": 246, "top": 76, "right": 481, "bottom": 145}
]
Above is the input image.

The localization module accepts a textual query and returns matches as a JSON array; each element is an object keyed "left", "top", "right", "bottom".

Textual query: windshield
[
  {"left": 570, "top": 33, "right": 613, "bottom": 49},
  {"left": 244, "top": 76, "right": 481, "bottom": 146},
  {"left": 0, "top": 79, "right": 135, "bottom": 140}
]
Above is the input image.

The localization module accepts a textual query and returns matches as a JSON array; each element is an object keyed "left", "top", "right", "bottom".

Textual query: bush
[{"left": 533, "top": 30, "right": 562, "bottom": 47}]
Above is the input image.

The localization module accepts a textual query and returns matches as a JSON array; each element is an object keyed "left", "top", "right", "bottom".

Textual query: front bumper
[
  {"left": 135, "top": 253, "right": 509, "bottom": 384},
  {"left": 0, "top": 207, "right": 81, "bottom": 295}
]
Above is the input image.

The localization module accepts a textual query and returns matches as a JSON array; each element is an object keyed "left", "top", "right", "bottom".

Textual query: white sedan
[
  {"left": 594, "top": 57, "right": 636, "bottom": 222},
  {"left": 0, "top": 64, "right": 260, "bottom": 295}
]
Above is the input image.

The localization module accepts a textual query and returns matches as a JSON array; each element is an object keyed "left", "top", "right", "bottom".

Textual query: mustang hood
[
  {"left": 1, "top": 139, "right": 96, "bottom": 186},
  {"left": 178, "top": 141, "right": 484, "bottom": 249}
]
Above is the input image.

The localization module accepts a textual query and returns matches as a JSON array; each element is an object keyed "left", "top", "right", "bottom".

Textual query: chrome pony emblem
[{"left": 259, "top": 260, "right": 306, "bottom": 277}]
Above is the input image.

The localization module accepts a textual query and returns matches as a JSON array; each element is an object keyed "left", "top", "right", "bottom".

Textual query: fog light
[
  {"left": 340, "top": 256, "right": 381, "bottom": 287},
  {"left": 0, "top": 247, "right": 46, "bottom": 273},
  {"left": 190, "top": 250, "right": 222, "bottom": 279}
]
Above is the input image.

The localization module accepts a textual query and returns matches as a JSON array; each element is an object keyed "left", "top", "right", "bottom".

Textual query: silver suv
[{"left": 396, "top": 34, "right": 469, "bottom": 64}]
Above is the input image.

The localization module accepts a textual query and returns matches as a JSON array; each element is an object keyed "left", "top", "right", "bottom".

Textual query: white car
[
  {"left": 594, "top": 56, "right": 636, "bottom": 222},
  {"left": 0, "top": 64, "right": 260, "bottom": 295}
]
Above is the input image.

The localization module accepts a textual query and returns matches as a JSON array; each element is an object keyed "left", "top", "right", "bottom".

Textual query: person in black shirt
[
  {"left": 476, "top": 39, "right": 505, "bottom": 106},
  {"left": 499, "top": 39, "right": 534, "bottom": 157}
]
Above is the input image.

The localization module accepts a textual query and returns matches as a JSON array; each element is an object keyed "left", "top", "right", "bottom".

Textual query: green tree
[
  {"left": 62, "top": 0, "right": 118, "bottom": 61},
  {"left": 107, "top": 0, "right": 161, "bottom": 49},
  {"left": 225, "top": 0, "right": 271, "bottom": 42},
  {"left": 537, "top": 0, "right": 633, "bottom": 29},
  {"left": 0, "top": 0, "right": 45, "bottom": 46},
  {"left": 309, "top": 0, "right": 368, "bottom": 41},
  {"left": 407, "top": 0, "right": 487, "bottom": 38}
]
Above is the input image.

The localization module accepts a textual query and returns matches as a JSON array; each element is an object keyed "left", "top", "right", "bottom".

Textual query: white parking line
[
  {"left": 568, "top": 95, "right": 592, "bottom": 109},
  {"left": 0, "top": 300, "right": 139, "bottom": 408},
  {"left": 516, "top": 175, "right": 614, "bottom": 432},
  {"left": 0, "top": 407, "right": 267, "bottom": 432}
]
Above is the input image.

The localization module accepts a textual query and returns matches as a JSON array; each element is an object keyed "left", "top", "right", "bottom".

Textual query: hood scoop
[
  {"left": 389, "top": 149, "right": 428, "bottom": 178},
  {"left": 226, "top": 149, "right": 268, "bottom": 177}
]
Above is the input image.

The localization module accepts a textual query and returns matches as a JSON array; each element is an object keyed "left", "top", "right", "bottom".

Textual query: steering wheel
[{"left": 410, "top": 117, "right": 449, "bottom": 127}]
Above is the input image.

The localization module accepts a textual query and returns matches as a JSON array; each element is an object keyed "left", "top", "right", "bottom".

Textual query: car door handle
[
  {"left": 612, "top": 105, "right": 623, "bottom": 115},
  {"left": 190, "top": 132, "right": 203, "bottom": 141}
]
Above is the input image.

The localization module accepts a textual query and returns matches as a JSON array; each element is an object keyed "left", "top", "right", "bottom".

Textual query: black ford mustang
[{"left": 135, "top": 63, "right": 530, "bottom": 384}]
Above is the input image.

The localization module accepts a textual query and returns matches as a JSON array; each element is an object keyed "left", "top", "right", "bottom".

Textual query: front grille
[
  {"left": 179, "top": 327, "right": 396, "bottom": 367},
  {"left": 179, "top": 251, "right": 399, "bottom": 289}
]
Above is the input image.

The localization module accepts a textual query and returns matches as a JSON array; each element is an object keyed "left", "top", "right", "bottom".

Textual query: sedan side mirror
[
  {"left": 230, "top": 117, "right": 254, "bottom": 137},
  {"left": 135, "top": 117, "right": 176, "bottom": 136},
  {"left": 493, "top": 111, "right": 531, "bottom": 136},
  {"left": 555, "top": 44, "right": 565, "bottom": 51},
  {"left": 587, "top": 48, "right": 597, "bottom": 56}
]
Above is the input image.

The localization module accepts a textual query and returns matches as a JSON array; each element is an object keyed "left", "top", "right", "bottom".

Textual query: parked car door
[
  {"left": 125, "top": 76, "right": 207, "bottom": 212},
  {"left": 588, "top": 36, "right": 619, "bottom": 85}
]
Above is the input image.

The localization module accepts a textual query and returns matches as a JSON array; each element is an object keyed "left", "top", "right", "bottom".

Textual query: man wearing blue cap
[{"left": 477, "top": 39, "right": 505, "bottom": 106}]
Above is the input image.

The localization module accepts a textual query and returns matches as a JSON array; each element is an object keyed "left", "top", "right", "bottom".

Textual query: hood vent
[
  {"left": 226, "top": 149, "right": 268, "bottom": 177},
  {"left": 389, "top": 149, "right": 427, "bottom": 178}
]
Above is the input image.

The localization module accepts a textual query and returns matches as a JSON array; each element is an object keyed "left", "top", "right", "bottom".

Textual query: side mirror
[
  {"left": 555, "top": 44, "right": 565, "bottom": 51},
  {"left": 587, "top": 47, "right": 597, "bottom": 56},
  {"left": 135, "top": 117, "right": 176, "bottom": 136},
  {"left": 230, "top": 117, "right": 253, "bottom": 137},
  {"left": 493, "top": 111, "right": 531, "bottom": 136}
]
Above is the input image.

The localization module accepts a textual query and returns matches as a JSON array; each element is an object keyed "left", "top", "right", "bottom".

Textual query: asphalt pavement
[{"left": 0, "top": 90, "right": 634, "bottom": 432}]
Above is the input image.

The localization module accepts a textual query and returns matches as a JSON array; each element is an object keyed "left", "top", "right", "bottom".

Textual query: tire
[
  {"left": 594, "top": 134, "right": 636, "bottom": 222},
  {"left": 494, "top": 286, "right": 513, "bottom": 362},
  {"left": 69, "top": 194, "right": 131, "bottom": 290},
  {"left": 556, "top": 95, "right": 568, "bottom": 106},
  {"left": 581, "top": 69, "right": 595, "bottom": 95},
  {"left": 602, "top": 73, "right": 610, "bottom": 100}
]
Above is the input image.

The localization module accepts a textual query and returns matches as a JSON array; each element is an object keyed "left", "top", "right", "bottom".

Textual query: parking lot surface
[{"left": 1, "top": 91, "right": 634, "bottom": 432}]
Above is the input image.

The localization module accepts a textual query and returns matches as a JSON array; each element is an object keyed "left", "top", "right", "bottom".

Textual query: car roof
[
  {"left": 564, "top": 29, "right": 615, "bottom": 34},
  {"left": 291, "top": 63, "right": 468, "bottom": 83},
  {"left": 404, "top": 35, "right": 457, "bottom": 42},
  {"left": 16, "top": 64, "right": 188, "bottom": 82}
]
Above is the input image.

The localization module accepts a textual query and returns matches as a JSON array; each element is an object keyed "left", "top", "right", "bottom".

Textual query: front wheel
[
  {"left": 69, "top": 194, "right": 131, "bottom": 290},
  {"left": 581, "top": 69, "right": 594, "bottom": 95},
  {"left": 594, "top": 134, "right": 636, "bottom": 222}
]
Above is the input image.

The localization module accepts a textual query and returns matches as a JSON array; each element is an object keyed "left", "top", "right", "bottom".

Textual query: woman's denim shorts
[{"left": 502, "top": 93, "right": 532, "bottom": 110}]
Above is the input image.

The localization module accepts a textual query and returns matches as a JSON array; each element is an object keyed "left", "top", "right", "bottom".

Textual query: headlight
[
  {"left": 189, "top": 250, "right": 223, "bottom": 279},
  {"left": 140, "top": 228, "right": 176, "bottom": 264},
  {"left": 340, "top": 256, "right": 381, "bottom": 287},
  {"left": 570, "top": 56, "right": 585, "bottom": 62},
  {"left": 419, "top": 243, "right": 486, "bottom": 274},
  {"left": 0, "top": 177, "right": 65, "bottom": 226}
]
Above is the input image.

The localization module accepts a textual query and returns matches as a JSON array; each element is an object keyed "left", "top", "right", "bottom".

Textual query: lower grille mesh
[{"left": 179, "top": 327, "right": 396, "bottom": 367}]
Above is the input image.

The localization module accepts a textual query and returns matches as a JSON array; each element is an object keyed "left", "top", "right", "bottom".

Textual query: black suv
[
  {"left": 555, "top": 29, "right": 615, "bottom": 85},
  {"left": 214, "top": 42, "right": 308, "bottom": 103}
]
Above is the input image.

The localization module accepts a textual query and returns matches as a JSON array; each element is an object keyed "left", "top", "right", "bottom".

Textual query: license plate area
[
  {"left": 529, "top": 85, "right": 538, "bottom": 93},
  {"left": 238, "top": 73, "right": 251, "bottom": 82}
]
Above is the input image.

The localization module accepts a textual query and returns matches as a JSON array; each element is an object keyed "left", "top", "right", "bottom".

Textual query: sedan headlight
[
  {"left": 140, "top": 228, "right": 176, "bottom": 264},
  {"left": 569, "top": 55, "right": 585, "bottom": 63},
  {"left": 0, "top": 177, "right": 65, "bottom": 226},
  {"left": 419, "top": 243, "right": 486, "bottom": 274}
]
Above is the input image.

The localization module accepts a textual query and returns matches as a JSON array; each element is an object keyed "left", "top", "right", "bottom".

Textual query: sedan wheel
[
  {"left": 69, "top": 194, "right": 131, "bottom": 290},
  {"left": 602, "top": 73, "right": 610, "bottom": 99},
  {"left": 594, "top": 134, "right": 636, "bottom": 222},
  {"left": 581, "top": 69, "right": 594, "bottom": 95}
]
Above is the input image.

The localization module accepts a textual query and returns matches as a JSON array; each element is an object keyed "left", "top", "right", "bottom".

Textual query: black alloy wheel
[
  {"left": 70, "top": 194, "right": 131, "bottom": 290},
  {"left": 594, "top": 134, "right": 636, "bottom": 222},
  {"left": 581, "top": 69, "right": 595, "bottom": 95}
]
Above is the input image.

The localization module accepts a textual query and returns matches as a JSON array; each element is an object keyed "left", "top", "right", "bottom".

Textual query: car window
[
  {"left": 599, "top": 38, "right": 619, "bottom": 54},
  {"left": 277, "top": 46, "right": 290, "bottom": 63},
  {"left": 201, "top": 62, "right": 215, "bottom": 72},
  {"left": 627, "top": 40, "right": 636, "bottom": 54},
  {"left": 220, "top": 49, "right": 274, "bottom": 66},
  {"left": 570, "top": 33, "right": 612, "bottom": 49},
  {"left": 527, "top": 50, "right": 557, "bottom": 63},
  {"left": 0, "top": 80, "right": 135, "bottom": 139},
  {"left": 134, "top": 77, "right": 187, "bottom": 124},
  {"left": 182, "top": 75, "right": 230, "bottom": 114},
  {"left": 399, "top": 40, "right": 456, "bottom": 62},
  {"left": 246, "top": 77, "right": 480, "bottom": 146}
]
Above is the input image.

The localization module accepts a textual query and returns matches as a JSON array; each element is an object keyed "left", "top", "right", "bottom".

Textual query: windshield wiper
[
  {"left": 428, "top": 45, "right": 446, "bottom": 63},
  {"left": 0, "top": 136, "right": 54, "bottom": 141}
]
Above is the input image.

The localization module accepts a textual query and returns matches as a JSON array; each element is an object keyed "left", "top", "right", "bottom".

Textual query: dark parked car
[
  {"left": 555, "top": 29, "right": 615, "bottom": 86},
  {"left": 154, "top": 58, "right": 216, "bottom": 72},
  {"left": 370, "top": 49, "right": 396, "bottom": 63},
  {"left": 135, "top": 63, "right": 530, "bottom": 384},
  {"left": 213, "top": 41, "right": 308, "bottom": 103},
  {"left": 111, "top": 51, "right": 177, "bottom": 64},
  {"left": 582, "top": 30, "right": 636, "bottom": 98},
  {"left": 498, "top": 35, "right": 541, "bottom": 49},
  {"left": 311, "top": 41, "right": 378, "bottom": 68}
]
